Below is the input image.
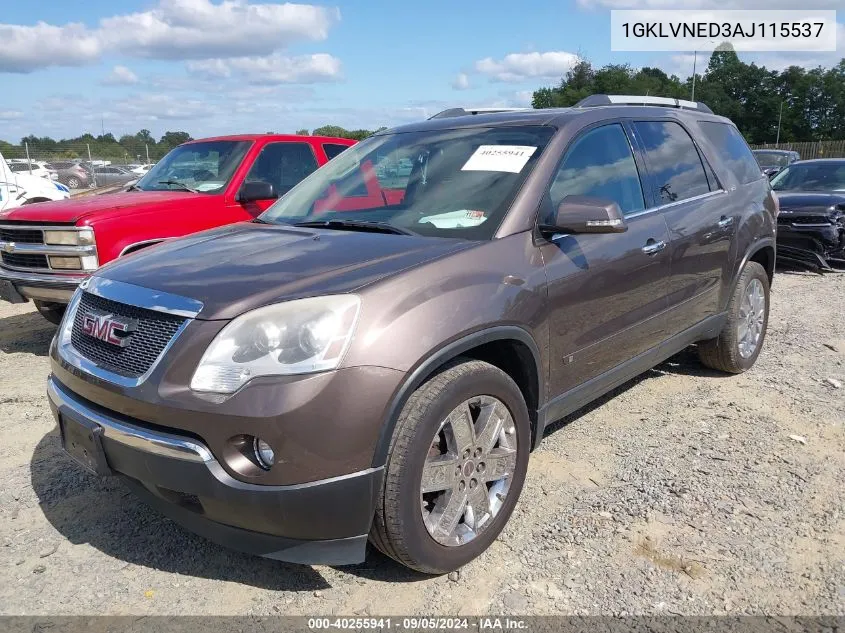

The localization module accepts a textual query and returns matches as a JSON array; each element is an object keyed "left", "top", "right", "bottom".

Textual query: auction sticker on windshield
[{"left": 461, "top": 145, "right": 537, "bottom": 173}]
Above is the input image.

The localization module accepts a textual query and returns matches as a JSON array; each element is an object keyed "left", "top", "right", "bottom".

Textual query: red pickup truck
[{"left": 0, "top": 133, "right": 356, "bottom": 323}]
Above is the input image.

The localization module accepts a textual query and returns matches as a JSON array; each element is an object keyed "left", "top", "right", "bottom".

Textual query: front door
[{"left": 539, "top": 122, "right": 672, "bottom": 397}]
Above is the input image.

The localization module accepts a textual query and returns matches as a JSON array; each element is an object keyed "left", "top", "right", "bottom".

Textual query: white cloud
[
  {"left": 99, "top": 0, "right": 338, "bottom": 60},
  {"left": 0, "top": 0, "right": 339, "bottom": 73},
  {"left": 187, "top": 53, "right": 341, "bottom": 84},
  {"left": 451, "top": 72, "right": 470, "bottom": 90},
  {"left": 0, "top": 110, "right": 23, "bottom": 120},
  {"left": 578, "top": 0, "right": 841, "bottom": 7},
  {"left": 474, "top": 51, "right": 580, "bottom": 82},
  {"left": 0, "top": 22, "right": 100, "bottom": 72},
  {"left": 102, "top": 65, "right": 139, "bottom": 85}
]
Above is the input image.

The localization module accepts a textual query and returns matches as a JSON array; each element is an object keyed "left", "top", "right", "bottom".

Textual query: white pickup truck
[{"left": 1, "top": 152, "right": 71, "bottom": 211}]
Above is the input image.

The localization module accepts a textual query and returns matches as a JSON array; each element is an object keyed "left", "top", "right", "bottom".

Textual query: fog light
[
  {"left": 253, "top": 437, "right": 275, "bottom": 470},
  {"left": 49, "top": 256, "right": 82, "bottom": 270}
]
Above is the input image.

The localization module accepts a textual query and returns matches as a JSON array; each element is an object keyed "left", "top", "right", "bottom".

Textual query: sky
[{"left": 0, "top": 0, "right": 842, "bottom": 143}]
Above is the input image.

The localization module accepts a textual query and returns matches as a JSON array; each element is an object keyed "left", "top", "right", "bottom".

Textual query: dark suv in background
[{"left": 47, "top": 96, "right": 776, "bottom": 574}]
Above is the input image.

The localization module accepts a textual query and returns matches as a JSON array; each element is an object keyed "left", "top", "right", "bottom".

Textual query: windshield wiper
[
  {"left": 157, "top": 180, "right": 198, "bottom": 193},
  {"left": 126, "top": 183, "right": 143, "bottom": 192},
  {"left": 292, "top": 219, "right": 416, "bottom": 236}
]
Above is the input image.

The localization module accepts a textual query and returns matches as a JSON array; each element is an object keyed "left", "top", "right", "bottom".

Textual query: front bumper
[
  {"left": 0, "top": 267, "right": 87, "bottom": 303},
  {"left": 47, "top": 376, "right": 382, "bottom": 565}
]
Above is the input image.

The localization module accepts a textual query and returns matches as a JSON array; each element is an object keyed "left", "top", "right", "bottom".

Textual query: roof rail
[
  {"left": 574, "top": 94, "right": 713, "bottom": 114},
  {"left": 428, "top": 107, "right": 531, "bottom": 120}
]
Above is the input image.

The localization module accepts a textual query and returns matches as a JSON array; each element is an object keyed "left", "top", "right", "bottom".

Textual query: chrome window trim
[
  {"left": 82, "top": 276, "right": 203, "bottom": 318},
  {"left": 48, "top": 376, "right": 212, "bottom": 462},
  {"left": 624, "top": 189, "right": 726, "bottom": 220}
]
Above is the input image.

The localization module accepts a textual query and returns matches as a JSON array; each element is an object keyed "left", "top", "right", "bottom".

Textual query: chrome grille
[
  {"left": 70, "top": 292, "right": 186, "bottom": 378},
  {"left": 0, "top": 227, "right": 44, "bottom": 244}
]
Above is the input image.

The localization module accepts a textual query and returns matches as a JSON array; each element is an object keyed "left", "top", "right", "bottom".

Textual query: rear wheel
[
  {"left": 65, "top": 177, "right": 80, "bottom": 189},
  {"left": 34, "top": 300, "right": 66, "bottom": 326},
  {"left": 370, "top": 359, "right": 530, "bottom": 574},
  {"left": 698, "top": 261, "right": 769, "bottom": 373}
]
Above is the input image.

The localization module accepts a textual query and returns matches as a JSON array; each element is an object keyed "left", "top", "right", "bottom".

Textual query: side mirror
[
  {"left": 541, "top": 195, "right": 628, "bottom": 235},
  {"left": 237, "top": 180, "right": 276, "bottom": 202}
]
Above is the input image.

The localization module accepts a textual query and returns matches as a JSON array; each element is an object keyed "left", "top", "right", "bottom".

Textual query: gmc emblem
[{"left": 81, "top": 309, "right": 138, "bottom": 348}]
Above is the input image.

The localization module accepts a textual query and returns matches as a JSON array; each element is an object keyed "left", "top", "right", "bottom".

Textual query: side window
[
  {"left": 633, "top": 121, "right": 711, "bottom": 204},
  {"left": 549, "top": 123, "right": 645, "bottom": 216},
  {"left": 244, "top": 142, "right": 319, "bottom": 197},
  {"left": 323, "top": 143, "right": 349, "bottom": 160},
  {"left": 698, "top": 121, "right": 762, "bottom": 186}
]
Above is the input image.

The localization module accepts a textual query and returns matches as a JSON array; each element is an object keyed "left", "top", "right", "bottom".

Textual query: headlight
[
  {"left": 44, "top": 229, "right": 95, "bottom": 246},
  {"left": 190, "top": 295, "right": 361, "bottom": 394}
]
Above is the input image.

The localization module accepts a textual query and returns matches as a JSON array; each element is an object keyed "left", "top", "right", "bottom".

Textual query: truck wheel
[
  {"left": 34, "top": 300, "right": 66, "bottom": 326},
  {"left": 370, "top": 359, "right": 530, "bottom": 574},
  {"left": 66, "top": 177, "right": 80, "bottom": 189},
  {"left": 698, "top": 261, "right": 769, "bottom": 373}
]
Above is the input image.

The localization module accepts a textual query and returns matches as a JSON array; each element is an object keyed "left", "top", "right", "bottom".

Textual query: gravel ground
[{"left": 0, "top": 270, "right": 842, "bottom": 616}]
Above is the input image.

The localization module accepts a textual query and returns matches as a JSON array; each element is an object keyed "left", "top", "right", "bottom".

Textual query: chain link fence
[
  {"left": 749, "top": 140, "right": 845, "bottom": 160},
  {"left": 1, "top": 142, "right": 165, "bottom": 194}
]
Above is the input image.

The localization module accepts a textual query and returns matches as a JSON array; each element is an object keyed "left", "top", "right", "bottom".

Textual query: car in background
[
  {"left": 771, "top": 158, "right": 845, "bottom": 270},
  {"left": 752, "top": 149, "right": 800, "bottom": 178},
  {"left": 47, "top": 161, "right": 94, "bottom": 189},
  {"left": 0, "top": 150, "right": 70, "bottom": 211},
  {"left": 6, "top": 161, "right": 59, "bottom": 180},
  {"left": 0, "top": 133, "right": 357, "bottom": 324},
  {"left": 131, "top": 163, "right": 155, "bottom": 176},
  {"left": 92, "top": 165, "right": 138, "bottom": 187}
]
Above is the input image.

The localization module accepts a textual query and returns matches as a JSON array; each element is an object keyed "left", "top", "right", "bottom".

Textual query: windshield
[
  {"left": 135, "top": 140, "right": 251, "bottom": 193},
  {"left": 258, "top": 125, "right": 554, "bottom": 240},
  {"left": 770, "top": 162, "right": 845, "bottom": 192},
  {"left": 754, "top": 152, "right": 791, "bottom": 168}
]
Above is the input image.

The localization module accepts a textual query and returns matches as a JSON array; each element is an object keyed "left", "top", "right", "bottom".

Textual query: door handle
[
  {"left": 641, "top": 240, "right": 666, "bottom": 256},
  {"left": 717, "top": 216, "right": 734, "bottom": 229}
]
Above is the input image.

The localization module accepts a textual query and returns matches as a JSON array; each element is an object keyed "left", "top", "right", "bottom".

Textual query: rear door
[
  {"left": 630, "top": 119, "right": 730, "bottom": 334},
  {"left": 540, "top": 122, "right": 672, "bottom": 396}
]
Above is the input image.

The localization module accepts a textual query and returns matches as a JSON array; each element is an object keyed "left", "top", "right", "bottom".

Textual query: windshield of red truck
[
  {"left": 257, "top": 126, "right": 554, "bottom": 240},
  {"left": 135, "top": 140, "right": 252, "bottom": 194}
]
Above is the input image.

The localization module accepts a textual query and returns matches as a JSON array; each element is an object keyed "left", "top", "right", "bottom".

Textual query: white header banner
[{"left": 611, "top": 10, "right": 838, "bottom": 52}]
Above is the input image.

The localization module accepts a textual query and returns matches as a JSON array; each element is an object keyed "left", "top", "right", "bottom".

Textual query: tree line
[
  {"left": 0, "top": 125, "right": 387, "bottom": 162},
  {"left": 532, "top": 49, "right": 845, "bottom": 144},
  {"left": 0, "top": 129, "right": 193, "bottom": 162}
]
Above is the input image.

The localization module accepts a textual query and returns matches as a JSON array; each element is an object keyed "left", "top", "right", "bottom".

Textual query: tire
[
  {"left": 66, "top": 177, "right": 80, "bottom": 189},
  {"left": 370, "top": 359, "right": 531, "bottom": 574},
  {"left": 34, "top": 300, "right": 66, "bottom": 326},
  {"left": 698, "top": 261, "right": 769, "bottom": 373}
]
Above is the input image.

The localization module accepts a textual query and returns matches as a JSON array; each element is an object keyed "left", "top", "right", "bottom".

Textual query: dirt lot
[{"left": 0, "top": 271, "right": 842, "bottom": 616}]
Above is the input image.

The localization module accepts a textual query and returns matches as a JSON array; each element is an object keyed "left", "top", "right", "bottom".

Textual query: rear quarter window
[{"left": 698, "top": 121, "right": 762, "bottom": 186}]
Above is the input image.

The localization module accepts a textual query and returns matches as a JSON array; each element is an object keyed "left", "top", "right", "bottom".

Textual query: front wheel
[
  {"left": 370, "top": 359, "right": 530, "bottom": 574},
  {"left": 34, "top": 300, "right": 66, "bottom": 326},
  {"left": 698, "top": 261, "right": 770, "bottom": 373}
]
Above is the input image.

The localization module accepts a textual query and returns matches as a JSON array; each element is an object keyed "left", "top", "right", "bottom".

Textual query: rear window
[
  {"left": 700, "top": 122, "right": 762, "bottom": 185},
  {"left": 323, "top": 143, "right": 349, "bottom": 160},
  {"left": 633, "top": 121, "right": 711, "bottom": 205}
]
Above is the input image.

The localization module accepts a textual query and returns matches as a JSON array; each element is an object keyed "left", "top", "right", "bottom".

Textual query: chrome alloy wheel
[
  {"left": 420, "top": 396, "right": 517, "bottom": 547},
  {"left": 737, "top": 277, "right": 765, "bottom": 358}
]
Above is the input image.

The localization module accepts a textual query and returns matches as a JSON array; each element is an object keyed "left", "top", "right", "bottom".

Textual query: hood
[
  {"left": 95, "top": 222, "right": 475, "bottom": 320},
  {"left": 775, "top": 191, "right": 845, "bottom": 216},
  {"left": 775, "top": 192, "right": 845, "bottom": 212},
  {"left": 0, "top": 190, "right": 211, "bottom": 224}
]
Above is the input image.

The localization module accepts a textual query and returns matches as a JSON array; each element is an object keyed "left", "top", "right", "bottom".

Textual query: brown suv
[{"left": 47, "top": 96, "right": 777, "bottom": 574}]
